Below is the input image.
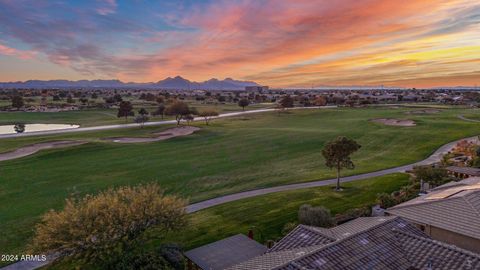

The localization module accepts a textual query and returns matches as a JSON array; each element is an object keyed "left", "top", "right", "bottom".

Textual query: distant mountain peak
[{"left": 0, "top": 76, "right": 260, "bottom": 90}]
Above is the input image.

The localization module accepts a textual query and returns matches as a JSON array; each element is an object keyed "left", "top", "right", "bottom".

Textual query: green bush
[{"left": 298, "top": 204, "right": 335, "bottom": 228}]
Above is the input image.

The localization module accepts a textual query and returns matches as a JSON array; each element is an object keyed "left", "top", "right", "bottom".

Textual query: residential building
[
  {"left": 184, "top": 216, "right": 480, "bottom": 269},
  {"left": 387, "top": 177, "right": 480, "bottom": 253}
]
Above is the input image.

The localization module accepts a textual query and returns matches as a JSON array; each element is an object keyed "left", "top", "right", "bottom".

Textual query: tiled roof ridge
[
  {"left": 388, "top": 193, "right": 466, "bottom": 211},
  {"left": 393, "top": 229, "right": 480, "bottom": 259},
  {"left": 272, "top": 217, "right": 405, "bottom": 270},
  {"left": 463, "top": 191, "right": 480, "bottom": 218},
  {"left": 298, "top": 224, "right": 336, "bottom": 241}
]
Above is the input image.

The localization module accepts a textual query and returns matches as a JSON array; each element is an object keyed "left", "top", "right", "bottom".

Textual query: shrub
[
  {"left": 31, "top": 183, "right": 187, "bottom": 265},
  {"left": 109, "top": 244, "right": 184, "bottom": 270},
  {"left": 281, "top": 222, "right": 298, "bottom": 236},
  {"left": 298, "top": 204, "right": 335, "bottom": 228}
]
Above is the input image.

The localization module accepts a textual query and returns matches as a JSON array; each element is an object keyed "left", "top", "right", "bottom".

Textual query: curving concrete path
[
  {"left": 186, "top": 135, "right": 479, "bottom": 213},
  {"left": 0, "top": 106, "right": 336, "bottom": 139},
  {"left": 2, "top": 135, "right": 479, "bottom": 270},
  {"left": 458, "top": 114, "right": 480, "bottom": 123}
]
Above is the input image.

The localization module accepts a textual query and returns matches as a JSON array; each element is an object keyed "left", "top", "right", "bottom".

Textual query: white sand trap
[
  {"left": 371, "top": 118, "right": 416, "bottom": 127},
  {"left": 107, "top": 126, "right": 200, "bottom": 143},
  {"left": 405, "top": 109, "right": 441, "bottom": 114},
  {"left": 0, "top": 141, "right": 87, "bottom": 162}
]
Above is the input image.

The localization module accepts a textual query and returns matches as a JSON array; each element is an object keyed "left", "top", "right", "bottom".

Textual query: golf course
[{"left": 2, "top": 105, "right": 480, "bottom": 266}]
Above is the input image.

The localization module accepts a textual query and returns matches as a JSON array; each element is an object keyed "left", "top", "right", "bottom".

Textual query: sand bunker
[
  {"left": 0, "top": 140, "right": 87, "bottom": 162},
  {"left": 371, "top": 118, "right": 416, "bottom": 127},
  {"left": 107, "top": 126, "right": 200, "bottom": 143},
  {"left": 405, "top": 109, "right": 441, "bottom": 114}
]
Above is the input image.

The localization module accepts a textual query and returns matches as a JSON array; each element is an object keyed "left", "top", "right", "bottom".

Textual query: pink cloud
[{"left": 0, "top": 43, "right": 37, "bottom": 60}]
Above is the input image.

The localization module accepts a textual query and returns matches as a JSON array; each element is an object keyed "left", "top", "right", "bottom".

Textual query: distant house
[
  {"left": 446, "top": 166, "right": 480, "bottom": 178},
  {"left": 386, "top": 177, "right": 480, "bottom": 253},
  {"left": 184, "top": 216, "right": 480, "bottom": 269}
]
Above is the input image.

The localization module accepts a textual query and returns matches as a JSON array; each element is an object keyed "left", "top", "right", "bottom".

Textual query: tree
[
  {"left": 198, "top": 110, "right": 219, "bottom": 125},
  {"left": 279, "top": 95, "right": 294, "bottom": 109},
  {"left": 322, "top": 136, "right": 361, "bottom": 191},
  {"left": 31, "top": 183, "right": 187, "bottom": 266},
  {"left": 138, "top": 108, "right": 149, "bottom": 116},
  {"left": 165, "top": 101, "right": 192, "bottom": 126},
  {"left": 11, "top": 95, "right": 24, "bottom": 110},
  {"left": 66, "top": 95, "right": 75, "bottom": 104},
  {"left": 238, "top": 98, "right": 250, "bottom": 111},
  {"left": 153, "top": 103, "right": 166, "bottom": 119},
  {"left": 156, "top": 96, "right": 165, "bottom": 104},
  {"left": 113, "top": 94, "right": 123, "bottom": 103},
  {"left": 134, "top": 115, "right": 149, "bottom": 128},
  {"left": 184, "top": 114, "right": 194, "bottom": 126},
  {"left": 314, "top": 96, "right": 327, "bottom": 106},
  {"left": 117, "top": 101, "right": 134, "bottom": 122},
  {"left": 298, "top": 204, "right": 335, "bottom": 227},
  {"left": 412, "top": 165, "right": 449, "bottom": 187},
  {"left": 14, "top": 123, "right": 25, "bottom": 133}
]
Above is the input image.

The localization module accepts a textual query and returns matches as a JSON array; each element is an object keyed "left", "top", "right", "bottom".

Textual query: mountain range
[{"left": 0, "top": 76, "right": 260, "bottom": 90}]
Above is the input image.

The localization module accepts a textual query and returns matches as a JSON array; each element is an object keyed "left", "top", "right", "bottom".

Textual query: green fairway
[
  {"left": 0, "top": 102, "right": 275, "bottom": 127},
  {"left": 1, "top": 106, "right": 480, "bottom": 256},
  {"left": 47, "top": 173, "right": 409, "bottom": 269}
]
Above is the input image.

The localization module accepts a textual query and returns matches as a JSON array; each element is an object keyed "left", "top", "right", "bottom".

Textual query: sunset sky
[{"left": 0, "top": 0, "right": 479, "bottom": 88}]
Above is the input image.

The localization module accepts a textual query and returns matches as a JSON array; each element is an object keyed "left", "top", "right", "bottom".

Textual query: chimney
[{"left": 248, "top": 229, "right": 254, "bottom": 239}]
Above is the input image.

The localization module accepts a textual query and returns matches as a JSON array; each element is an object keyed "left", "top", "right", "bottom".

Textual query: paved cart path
[
  {"left": 186, "top": 135, "right": 478, "bottom": 213},
  {"left": 0, "top": 106, "right": 336, "bottom": 139}
]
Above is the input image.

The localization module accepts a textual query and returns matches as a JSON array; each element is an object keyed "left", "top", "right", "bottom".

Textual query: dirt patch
[
  {"left": 405, "top": 109, "right": 441, "bottom": 114},
  {"left": 370, "top": 118, "right": 416, "bottom": 127},
  {"left": 0, "top": 140, "right": 87, "bottom": 162},
  {"left": 106, "top": 126, "right": 200, "bottom": 143}
]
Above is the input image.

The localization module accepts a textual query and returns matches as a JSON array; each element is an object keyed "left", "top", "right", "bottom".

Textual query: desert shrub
[
  {"left": 31, "top": 183, "right": 187, "bottom": 265},
  {"left": 281, "top": 222, "right": 298, "bottom": 236},
  {"left": 298, "top": 204, "right": 335, "bottom": 228},
  {"left": 376, "top": 193, "right": 396, "bottom": 208}
]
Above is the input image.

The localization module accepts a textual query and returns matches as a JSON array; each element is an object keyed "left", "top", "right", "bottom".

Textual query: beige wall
[{"left": 425, "top": 225, "right": 480, "bottom": 253}]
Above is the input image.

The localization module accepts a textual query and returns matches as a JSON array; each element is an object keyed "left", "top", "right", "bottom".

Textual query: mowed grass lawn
[
  {"left": 47, "top": 173, "right": 409, "bottom": 269},
  {"left": 1, "top": 106, "right": 480, "bottom": 256},
  {"left": 0, "top": 102, "right": 275, "bottom": 127}
]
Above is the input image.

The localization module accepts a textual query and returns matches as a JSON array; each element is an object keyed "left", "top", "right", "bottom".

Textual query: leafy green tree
[
  {"left": 165, "top": 101, "right": 192, "bottom": 126},
  {"left": 11, "top": 95, "right": 24, "bottom": 109},
  {"left": 238, "top": 98, "right": 250, "bottom": 111},
  {"left": 198, "top": 109, "right": 219, "bottom": 125},
  {"left": 322, "top": 136, "right": 361, "bottom": 190},
  {"left": 298, "top": 204, "right": 335, "bottom": 227},
  {"left": 14, "top": 123, "right": 25, "bottom": 133},
  {"left": 412, "top": 165, "right": 450, "bottom": 187},
  {"left": 117, "top": 101, "right": 134, "bottom": 122},
  {"left": 31, "top": 183, "right": 187, "bottom": 266}
]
